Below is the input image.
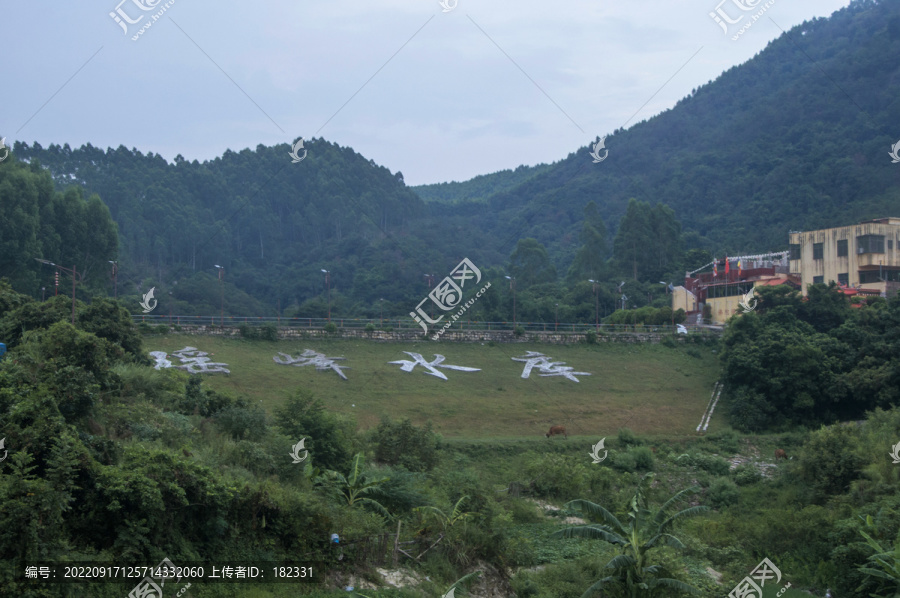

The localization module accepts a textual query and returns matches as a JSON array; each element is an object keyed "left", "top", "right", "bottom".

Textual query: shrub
[
  {"left": 732, "top": 465, "right": 761, "bottom": 486},
  {"left": 525, "top": 454, "right": 591, "bottom": 498},
  {"left": 585, "top": 330, "right": 598, "bottom": 344},
  {"left": 324, "top": 322, "right": 338, "bottom": 334},
  {"left": 630, "top": 446, "right": 655, "bottom": 471},
  {"left": 259, "top": 324, "right": 278, "bottom": 341},
  {"left": 364, "top": 323, "right": 376, "bottom": 333},
  {"left": 274, "top": 389, "right": 353, "bottom": 472},
  {"left": 215, "top": 401, "right": 268, "bottom": 441},
  {"left": 611, "top": 451, "right": 637, "bottom": 473},
  {"left": 514, "top": 325, "right": 525, "bottom": 337},
  {"left": 370, "top": 416, "right": 440, "bottom": 472},
  {"left": 617, "top": 427, "right": 641, "bottom": 447},
  {"left": 676, "top": 452, "right": 731, "bottom": 476},
  {"left": 661, "top": 335, "right": 676, "bottom": 348},
  {"left": 686, "top": 347, "right": 701, "bottom": 358},
  {"left": 707, "top": 477, "right": 740, "bottom": 508},
  {"left": 154, "top": 324, "right": 169, "bottom": 335}
]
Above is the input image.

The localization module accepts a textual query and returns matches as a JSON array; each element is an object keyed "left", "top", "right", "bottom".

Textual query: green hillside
[
  {"left": 143, "top": 336, "right": 722, "bottom": 438},
  {"left": 5, "top": 1, "right": 900, "bottom": 318}
]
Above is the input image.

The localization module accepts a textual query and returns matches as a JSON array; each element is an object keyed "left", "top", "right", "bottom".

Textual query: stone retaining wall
[{"left": 145, "top": 325, "right": 713, "bottom": 344}]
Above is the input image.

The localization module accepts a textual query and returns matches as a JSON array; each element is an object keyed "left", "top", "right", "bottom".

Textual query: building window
[
  {"left": 857, "top": 234, "right": 885, "bottom": 254},
  {"left": 838, "top": 273, "right": 849, "bottom": 285},
  {"left": 813, "top": 243, "right": 823, "bottom": 260},
  {"left": 813, "top": 276, "right": 824, "bottom": 284},
  {"left": 837, "top": 239, "right": 848, "bottom": 257},
  {"left": 890, "top": 240, "right": 894, "bottom": 250},
  {"left": 789, "top": 244, "right": 801, "bottom": 260}
]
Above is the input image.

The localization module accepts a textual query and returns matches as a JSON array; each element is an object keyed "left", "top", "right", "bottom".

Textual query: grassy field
[{"left": 146, "top": 335, "right": 723, "bottom": 440}]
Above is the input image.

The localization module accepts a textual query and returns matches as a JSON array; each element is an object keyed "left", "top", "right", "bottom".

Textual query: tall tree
[
  {"left": 567, "top": 200, "right": 608, "bottom": 283},
  {"left": 508, "top": 238, "right": 557, "bottom": 288},
  {"left": 613, "top": 199, "right": 652, "bottom": 281}
]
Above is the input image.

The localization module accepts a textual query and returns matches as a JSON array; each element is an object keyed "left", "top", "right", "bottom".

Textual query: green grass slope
[{"left": 145, "top": 336, "right": 721, "bottom": 439}]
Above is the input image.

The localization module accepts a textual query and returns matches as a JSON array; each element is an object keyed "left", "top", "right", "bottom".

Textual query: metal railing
[{"left": 131, "top": 314, "right": 720, "bottom": 335}]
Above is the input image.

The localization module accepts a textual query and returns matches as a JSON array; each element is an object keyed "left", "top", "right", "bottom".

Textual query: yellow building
[{"left": 789, "top": 217, "right": 900, "bottom": 296}]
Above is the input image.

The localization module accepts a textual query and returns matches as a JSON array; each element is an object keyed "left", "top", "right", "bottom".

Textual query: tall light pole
[
  {"left": 504, "top": 276, "right": 516, "bottom": 329},
  {"left": 424, "top": 274, "right": 435, "bottom": 321},
  {"left": 41, "top": 287, "right": 46, "bottom": 301},
  {"left": 214, "top": 265, "right": 225, "bottom": 326},
  {"left": 109, "top": 260, "right": 118, "bottom": 299},
  {"left": 379, "top": 298, "right": 385, "bottom": 326},
  {"left": 588, "top": 280, "right": 599, "bottom": 331},
  {"left": 321, "top": 269, "right": 331, "bottom": 321},
  {"left": 35, "top": 259, "right": 79, "bottom": 324}
]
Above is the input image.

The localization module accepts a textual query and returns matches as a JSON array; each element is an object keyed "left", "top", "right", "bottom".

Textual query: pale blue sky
[{"left": 1, "top": 0, "right": 852, "bottom": 185}]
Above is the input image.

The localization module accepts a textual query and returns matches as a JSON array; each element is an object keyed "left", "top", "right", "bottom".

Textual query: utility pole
[
  {"left": 109, "top": 260, "right": 118, "bottom": 299},
  {"left": 505, "top": 276, "right": 516, "bottom": 329},
  {"left": 588, "top": 280, "right": 599, "bottom": 331},
  {"left": 35, "top": 259, "right": 79, "bottom": 324},
  {"left": 321, "top": 269, "right": 331, "bottom": 321},
  {"left": 215, "top": 265, "right": 225, "bottom": 326}
]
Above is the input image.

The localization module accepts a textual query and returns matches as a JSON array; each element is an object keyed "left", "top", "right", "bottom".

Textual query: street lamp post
[
  {"left": 588, "top": 280, "right": 600, "bottom": 331},
  {"left": 41, "top": 287, "right": 45, "bottom": 301},
  {"left": 379, "top": 298, "right": 385, "bottom": 326},
  {"left": 424, "top": 274, "right": 435, "bottom": 320},
  {"left": 109, "top": 260, "right": 118, "bottom": 299},
  {"left": 504, "top": 276, "right": 516, "bottom": 330},
  {"left": 214, "top": 265, "right": 225, "bottom": 326},
  {"left": 35, "top": 259, "right": 79, "bottom": 324},
  {"left": 321, "top": 269, "right": 331, "bottom": 321}
]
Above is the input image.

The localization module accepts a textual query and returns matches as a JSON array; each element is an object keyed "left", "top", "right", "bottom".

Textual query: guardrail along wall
[{"left": 135, "top": 322, "right": 720, "bottom": 344}]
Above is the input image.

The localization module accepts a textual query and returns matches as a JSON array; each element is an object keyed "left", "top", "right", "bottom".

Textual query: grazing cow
[
  {"left": 774, "top": 448, "right": 787, "bottom": 460},
  {"left": 546, "top": 425, "right": 567, "bottom": 439}
]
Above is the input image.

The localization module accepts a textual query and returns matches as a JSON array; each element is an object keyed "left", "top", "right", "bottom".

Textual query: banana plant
[
  {"left": 857, "top": 514, "right": 900, "bottom": 597},
  {"left": 414, "top": 495, "right": 474, "bottom": 531},
  {"left": 551, "top": 473, "right": 709, "bottom": 598},
  {"left": 316, "top": 453, "right": 390, "bottom": 517}
]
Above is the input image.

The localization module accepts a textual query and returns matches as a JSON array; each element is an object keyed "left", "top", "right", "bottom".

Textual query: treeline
[{"left": 720, "top": 283, "right": 900, "bottom": 431}]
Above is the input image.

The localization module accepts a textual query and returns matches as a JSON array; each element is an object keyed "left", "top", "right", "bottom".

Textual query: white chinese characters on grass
[
  {"left": 151, "top": 347, "right": 230, "bottom": 375},
  {"left": 512, "top": 352, "right": 591, "bottom": 382},
  {"left": 274, "top": 349, "right": 348, "bottom": 380},
  {"left": 389, "top": 352, "right": 480, "bottom": 381},
  {"left": 728, "top": 558, "right": 786, "bottom": 598}
]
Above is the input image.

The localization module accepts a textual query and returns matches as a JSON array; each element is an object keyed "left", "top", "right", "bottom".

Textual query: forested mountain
[
  {"left": 419, "top": 0, "right": 900, "bottom": 255},
  {"left": 412, "top": 163, "right": 554, "bottom": 204},
  {"left": 6, "top": 0, "right": 900, "bottom": 318}
]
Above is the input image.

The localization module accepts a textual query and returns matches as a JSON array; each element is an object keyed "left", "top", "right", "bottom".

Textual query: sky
[{"left": 1, "top": 0, "right": 853, "bottom": 186}]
